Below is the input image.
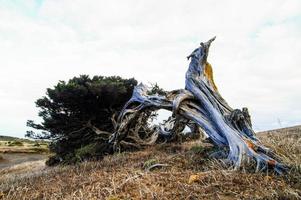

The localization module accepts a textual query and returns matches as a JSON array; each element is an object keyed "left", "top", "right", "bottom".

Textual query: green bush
[
  {"left": 27, "top": 75, "right": 137, "bottom": 165},
  {"left": 190, "top": 145, "right": 205, "bottom": 154},
  {"left": 75, "top": 143, "right": 97, "bottom": 161}
]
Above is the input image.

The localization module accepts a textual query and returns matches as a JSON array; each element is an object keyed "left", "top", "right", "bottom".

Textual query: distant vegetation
[
  {"left": 0, "top": 136, "right": 19, "bottom": 141},
  {"left": 7, "top": 141, "right": 24, "bottom": 147},
  {"left": 0, "top": 136, "right": 32, "bottom": 143},
  {"left": 0, "top": 136, "right": 49, "bottom": 154},
  {"left": 0, "top": 135, "right": 47, "bottom": 145}
]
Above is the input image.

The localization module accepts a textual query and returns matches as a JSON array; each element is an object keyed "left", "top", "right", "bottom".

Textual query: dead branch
[{"left": 109, "top": 38, "right": 287, "bottom": 174}]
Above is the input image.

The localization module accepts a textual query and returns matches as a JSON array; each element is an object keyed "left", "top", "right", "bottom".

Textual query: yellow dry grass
[
  {"left": 0, "top": 141, "right": 49, "bottom": 154},
  {"left": 0, "top": 127, "right": 300, "bottom": 200},
  {"left": 0, "top": 160, "right": 46, "bottom": 182}
]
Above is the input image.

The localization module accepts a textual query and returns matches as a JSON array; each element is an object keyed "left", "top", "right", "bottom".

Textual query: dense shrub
[{"left": 27, "top": 75, "right": 138, "bottom": 165}]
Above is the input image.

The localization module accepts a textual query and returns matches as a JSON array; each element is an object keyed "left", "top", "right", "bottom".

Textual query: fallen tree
[
  {"left": 107, "top": 37, "right": 287, "bottom": 174},
  {"left": 28, "top": 38, "right": 287, "bottom": 173}
]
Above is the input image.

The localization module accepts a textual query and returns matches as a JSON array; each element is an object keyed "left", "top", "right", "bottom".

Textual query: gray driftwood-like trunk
[{"left": 108, "top": 37, "right": 286, "bottom": 174}]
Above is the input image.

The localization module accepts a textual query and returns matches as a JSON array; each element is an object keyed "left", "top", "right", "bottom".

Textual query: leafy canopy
[{"left": 27, "top": 75, "right": 137, "bottom": 164}]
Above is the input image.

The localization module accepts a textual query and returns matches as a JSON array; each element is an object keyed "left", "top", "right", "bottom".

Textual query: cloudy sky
[{"left": 0, "top": 0, "right": 300, "bottom": 138}]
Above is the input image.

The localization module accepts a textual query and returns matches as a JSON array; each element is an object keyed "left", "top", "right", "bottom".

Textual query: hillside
[
  {"left": 0, "top": 126, "right": 300, "bottom": 199},
  {"left": 0, "top": 135, "right": 33, "bottom": 142},
  {"left": 0, "top": 136, "right": 18, "bottom": 142},
  {"left": 0, "top": 135, "right": 48, "bottom": 144}
]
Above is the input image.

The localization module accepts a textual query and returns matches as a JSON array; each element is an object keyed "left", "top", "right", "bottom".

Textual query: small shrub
[
  {"left": 75, "top": 143, "right": 98, "bottom": 161},
  {"left": 106, "top": 196, "right": 121, "bottom": 200},
  {"left": 32, "top": 147, "right": 49, "bottom": 154},
  {"left": 143, "top": 158, "right": 158, "bottom": 169},
  {"left": 33, "top": 143, "right": 41, "bottom": 147},
  {"left": 46, "top": 155, "right": 62, "bottom": 166},
  {"left": 63, "top": 153, "right": 80, "bottom": 164},
  {"left": 190, "top": 145, "right": 206, "bottom": 154},
  {"left": 46, "top": 143, "right": 102, "bottom": 166},
  {"left": 8, "top": 141, "right": 24, "bottom": 146}
]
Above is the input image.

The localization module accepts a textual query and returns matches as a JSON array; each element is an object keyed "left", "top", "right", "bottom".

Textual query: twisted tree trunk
[{"left": 109, "top": 37, "right": 287, "bottom": 174}]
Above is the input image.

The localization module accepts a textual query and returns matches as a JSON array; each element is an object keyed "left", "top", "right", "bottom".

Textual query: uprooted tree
[
  {"left": 27, "top": 75, "right": 164, "bottom": 165},
  {"left": 107, "top": 37, "right": 287, "bottom": 174},
  {"left": 28, "top": 38, "right": 287, "bottom": 173}
]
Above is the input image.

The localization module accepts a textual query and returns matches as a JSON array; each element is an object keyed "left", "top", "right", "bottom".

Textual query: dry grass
[
  {"left": 0, "top": 160, "right": 47, "bottom": 183},
  {"left": 0, "top": 139, "right": 49, "bottom": 154},
  {"left": 0, "top": 146, "right": 49, "bottom": 154},
  {"left": 0, "top": 127, "right": 301, "bottom": 200}
]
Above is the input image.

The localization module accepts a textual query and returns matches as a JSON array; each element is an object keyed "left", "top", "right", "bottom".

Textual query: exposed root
[{"left": 108, "top": 38, "right": 287, "bottom": 174}]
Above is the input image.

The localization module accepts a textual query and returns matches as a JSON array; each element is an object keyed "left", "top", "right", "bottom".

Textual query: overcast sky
[{"left": 0, "top": 0, "right": 300, "bottom": 138}]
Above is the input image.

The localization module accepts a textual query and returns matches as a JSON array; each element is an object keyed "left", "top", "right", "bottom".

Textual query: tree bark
[{"left": 109, "top": 37, "right": 287, "bottom": 174}]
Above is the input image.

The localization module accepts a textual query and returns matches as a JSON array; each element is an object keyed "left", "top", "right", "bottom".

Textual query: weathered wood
[{"left": 109, "top": 37, "right": 287, "bottom": 174}]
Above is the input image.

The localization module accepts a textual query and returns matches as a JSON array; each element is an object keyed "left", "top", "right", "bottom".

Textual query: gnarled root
[{"left": 108, "top": 38, "right": 288, "bottom": 174}]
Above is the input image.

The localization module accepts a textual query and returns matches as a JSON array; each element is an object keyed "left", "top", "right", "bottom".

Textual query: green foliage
[
  {"left": 27, "top": 75, "right": 137, "bottom": 165},
  {"left": 147, "top": 83, "right": 166, "bottom": 96},
  {"left": 190, "top": 145, "right": 206, "bottom": 154},
  {"left": 75, "top": 143, "right": 97, "bottom": 161}
]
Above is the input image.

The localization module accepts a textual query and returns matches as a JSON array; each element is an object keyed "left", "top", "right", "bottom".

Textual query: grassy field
[
  {"left": 0, "top": 136, "right": 49, "bottom": 154},
  {"left": 0, "top": 136, "right": 49, "bottom": 186},
  {"left": 0, "top": 127, "right": 300, "bottom": 200}
]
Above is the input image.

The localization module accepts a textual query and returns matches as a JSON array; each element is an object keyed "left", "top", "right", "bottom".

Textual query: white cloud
[{"left": 0, "top": 0, "right": 300, "bottom": 137}]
